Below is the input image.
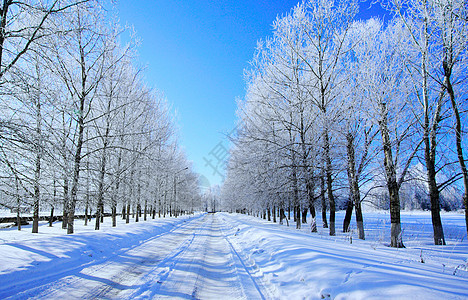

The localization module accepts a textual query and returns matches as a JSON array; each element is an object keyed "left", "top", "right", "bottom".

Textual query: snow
[
  {"left": 220, "top": 211, "right": 468, "bottom": 299},
  {"left": 0, "top": 211, "right": 467, "bottom": 299}
]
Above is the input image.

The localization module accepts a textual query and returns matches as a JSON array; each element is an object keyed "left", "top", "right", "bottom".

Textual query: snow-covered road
[
  {"left": 1, "top": 214, "right": 268, "bottom": 299},
  {"left": 1, "top": 211, "right": 467, "bottom": 299}
]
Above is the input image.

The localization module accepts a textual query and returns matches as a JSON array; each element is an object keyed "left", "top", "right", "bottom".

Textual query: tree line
[
  {"left": 0, "top": 0, "right": 202, "bottom": 234},
  {"left": 221, "top": 0, "right": 467, "bottom": 247}
]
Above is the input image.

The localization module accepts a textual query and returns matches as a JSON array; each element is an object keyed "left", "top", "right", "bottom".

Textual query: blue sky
[{"left": 117, "top": 1, "right": 388, "bottom": 187}]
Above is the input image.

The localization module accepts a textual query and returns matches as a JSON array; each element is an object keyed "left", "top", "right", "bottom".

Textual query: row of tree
[
  {"left": 0, "top": 1, "right": 201, "bottom": 234},
  {"left": 221, "top": 0, "right": 467, "bottom": 247}
]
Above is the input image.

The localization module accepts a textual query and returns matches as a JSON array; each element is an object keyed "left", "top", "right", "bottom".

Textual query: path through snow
[{"left": 0, "top": 213, "right": 268, "bottom": 299}]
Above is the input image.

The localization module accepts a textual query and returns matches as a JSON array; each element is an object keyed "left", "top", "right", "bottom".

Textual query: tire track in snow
[
  {"left": 145, "top": 213, "right": 268, "bottom": 299},
  {"left": 219, "top": 215, "right": 274, "bottom": 300},
  {"left": 2, "top": 214, "right": 205, "bottom": 300}
]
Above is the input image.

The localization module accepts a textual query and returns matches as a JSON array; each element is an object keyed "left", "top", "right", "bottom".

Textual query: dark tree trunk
[
  {"left": 95, "top": 202, "right": 102, "bottom": 230},
  {"left": 324, "top": 129, "right": 335, "bottom": 236},
  {"left": 307, "top": 179, "right": 317, "bottom": 232},
  {"left": 62, "top": 178, "right": 68, "bottom": 229},
  {"left": 295, "top": 205, "right": 301, "bottom": 229},
  {"left": 112, "top": 205, "right": 116, "bottom": 227},
  {"left": 136, "top": 203, "right": 140, "bottom": 222},
  {"left": 346, "top": 131, "right": 366, "bottom": 239},
  {"left": 67, "top": 82, "right": 88, "bottom": 235},
  {"left": 343, "top": 198, "right": 353, "bottom": 233},
  {"left": 426, "top": 149, "right": 445, "bottom": 245},
  {"left": 126, "top": 202, "right": 130, "bottom": 224},
  {"left": 355, "top": 200, "right": 365, "bottom": 240},
  {"left": 445, "top": 64, "right": 468, "bottom": 243},
  {"left": 49, "top": 206, "right": 54, "bottom": 227},
  {"left": 84, "top": 202, "right": 89, "bottom": 226},
  {"left": 302, "top": 208, "right": 307, "bottom": 224},
  {"left": 380, "top": 102, "right": 404, "bottom": 248},
  {"left": 280, "top": 207, "right": 288, "bottom": 226},
  {"left": 100, "top": 202, "right": 104, "bottom": 223},
  {"left": 320, "top": 175, "right": 328, "bottom": 228}
]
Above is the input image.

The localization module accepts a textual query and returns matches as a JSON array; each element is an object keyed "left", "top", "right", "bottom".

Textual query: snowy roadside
[
  {"left": 0, "top": 213, "right": 204, "bottom": 297},
  {"left": 219, "top": 212, "right": 468, "bottom": 300}
]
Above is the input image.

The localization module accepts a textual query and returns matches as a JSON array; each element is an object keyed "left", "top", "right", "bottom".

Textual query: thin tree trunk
[
  {"left": 16, "top": 177, "right": 21, "bottom": 231},
  {"left": 355, "top": 200, "right": 365, "bottom": 240},
  {"left": 344, "top": 134, "right": 356, "bottom": 233},
  {"left": 126, "top": 202, "right": 130, "bottom": 224},
  {"left": 307, "top": 179, "right": 317, "bottom": 232},
  {"left": 445, "top": 62, "right": 468, "bottom": 243},
  {"left": 48, "top": 206, "right": 54, "bottom": 227},
  {"left": 320, "top": 175, "right": 328, "bottom": 228},
  {"left": 62, "top": 178, "right": 68, "bottom": 229},
  {"left": 324, "top": 128, "right": 335, "bottom": 236},
  {"left": 379, "top": 102, "right": 404, "bottom": 248},
  {"left": 67, "top": 92, "right": 85, "bottom": 234},
  {"left": 343, "top": 199, "right": 353, "bottom": 233},
  {"left": 84, "top": 203, "right": 88, "bottom": 226},
  {"left": 112, "top": 205, "right": 116, "bottom": 227},
  {"left": 420, "top": 32, "right": 445, "bottom": 245}
]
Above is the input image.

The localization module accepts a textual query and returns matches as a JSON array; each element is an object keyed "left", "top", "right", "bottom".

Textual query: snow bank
[
  {"left": 0, "top": 213, "right": 203, "bottom": 298},
  {"left": 219, "top": 212, "right": 468, "bottom": 300}
]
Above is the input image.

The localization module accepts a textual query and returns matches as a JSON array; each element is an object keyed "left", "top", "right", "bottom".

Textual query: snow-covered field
[{"left": 0, "top": 211, "right": 467, "bottom": 299}]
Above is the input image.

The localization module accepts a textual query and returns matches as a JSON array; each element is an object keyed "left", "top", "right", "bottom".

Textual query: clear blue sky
[{"left": 117, "top": 1, "right": 388, "bottom": 187}]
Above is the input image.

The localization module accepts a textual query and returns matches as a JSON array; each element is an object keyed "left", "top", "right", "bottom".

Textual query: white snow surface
[{"left": 0, "top": 211, "right": 467, "bottom": 299}]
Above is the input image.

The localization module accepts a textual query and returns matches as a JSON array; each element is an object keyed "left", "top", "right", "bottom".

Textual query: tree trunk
[
  {"left": 347, "top": 131, "right": 366, "bottom": 239},
  {"left": 32, "top": 92, "right": 42, "bottom": 234},
  {"left": 302, "top": 208, "right": 307, "bottom": 224},
  {"left": 379, "top": 102, "right": 404, "bottom": 248},
  {"left": 84, "top": 203, "right": 89, "bottom": 226},
  {"left": 445, "top": 63, "right": 468, "bottom": 243},
  {"left": 136, "top": 203, "right": 140, "bottom": 222},
  {"left": 100, "top": 203, "right": 104, "bottom": 223},
  {"left": 324, "top": 128, "right": 335, "bottom": 236},
  {"left": 355, "top": 200, "right": 365, "bottom": 240},
  {"left": 62, "top": 178, "right": 68, "bottom": 229},
  {"left": 425, "top": 127, "right": 445, "bottom": 245},
  {"left": 159, "top": 199, "right": 161, "bottom": 218},
  {"left": 67, "top": 91, "right": 86, "bottom": 234},
  {"left": 420, "top": 40, "right": 445, "bottom": 245},
  {"left": 126, "top": 202, "right": 130, "bottom": 224},
  {"left": 48, "top": 206, "right": 54, "bottom": 227},
  {"left": 280, "top": 207, "right": 288, "bottom": 226},
  {"left": 95, "top": 201, "right": 102, "bottom": 230},
  {"left": 307, "top": 178, "right": 317, "bottom": 232},
  {"left": 320, "top": 175, "right": 328, "bottom": 228},
  {"left": 95, "top": 140, "right": 108, "bottom": 230},
  {"left": 112, "top": 205, "right": 117, "bottom": 227},
  {"left": 16, "top": 180, "right": 21, "bottom": 231},
  {"left": 343, "top": 198, "right": 353, "bottom": 233},
  {"left": 295, "top": 205, "right": 301, "bottom": 229}
]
